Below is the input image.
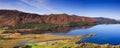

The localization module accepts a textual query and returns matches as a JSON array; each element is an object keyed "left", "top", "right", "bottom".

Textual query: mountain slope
[{"left": 0, "top": 10, "right": 96, "bottom": 26}]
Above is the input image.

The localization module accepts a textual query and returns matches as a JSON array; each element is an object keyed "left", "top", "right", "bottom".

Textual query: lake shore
[
  {"left": 1, "top": 33, "right": 120, "bottom": 48},
  {"left": 0, "top": 33, "right": 81, "bottom": 48}
]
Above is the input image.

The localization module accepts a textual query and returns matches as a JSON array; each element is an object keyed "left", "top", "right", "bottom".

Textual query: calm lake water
[
  {"left": 17, "top": 24, "right": 120, "bottom": 45},
  {"left": 48, "top": 24, "right": 120, "bottom": 45},
  {"left": 66, "top": 24, "right": 120, "bottom": 45}
]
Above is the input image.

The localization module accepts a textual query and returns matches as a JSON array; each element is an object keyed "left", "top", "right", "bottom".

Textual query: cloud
[
  {"left": 20, "top": 0, "right": 59, "bottom": 13},
  {"left": 109, "top": 16, "right": 120, "bottom": 20}
]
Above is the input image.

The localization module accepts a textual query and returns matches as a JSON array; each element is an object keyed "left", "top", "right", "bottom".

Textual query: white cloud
[
  {"left": 109, "top": 16, "right": 120, "bottom": 20},
  {"left": 20, "top": 0, "right": 59, "bottom": 14}
]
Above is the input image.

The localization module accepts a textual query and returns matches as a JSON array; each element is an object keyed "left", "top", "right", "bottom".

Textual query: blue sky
[{"left": 0, "top": 0, "right": 120, "bottom": 20}]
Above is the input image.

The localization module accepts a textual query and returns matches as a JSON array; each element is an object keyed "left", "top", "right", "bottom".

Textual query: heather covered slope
[{"left": 0, "top": 10, "right": 96, "bottom": 26}]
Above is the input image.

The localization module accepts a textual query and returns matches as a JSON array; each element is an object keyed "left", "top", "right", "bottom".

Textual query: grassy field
[
  {"left": 0, "top": 34, "right": 81, "bottom": 48},
  {"left": 16, "top": 43, "right": 120, "bottom": 48},
  {"left": 0, "top": 30, "right": 6, "bottom": 33},
  {"left": 16, "top": 43, "right": 76, "bottom": 48},
  {"left": 1, "top": 33, "right": 120, "bottom": 48}
]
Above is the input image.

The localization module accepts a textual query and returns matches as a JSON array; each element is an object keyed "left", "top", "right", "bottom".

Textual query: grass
[
  {"left": 0, "top": 34, "right": 77, "bottom": 48},
  {"left": 18, "top": 43, "right": 76, "bottom": 48},
  {"left": 57, "top": 44, "right": 76, "bottom": 48},
  {"left": 0, "top": 30, "right": 6, "bottom": 33},
  {"left": 0, "top": 46, "right": 2, "bottom": 48},
  {"left": 1, "top": 33, "right": 120, "bottom": 48},
  {"left": 27, "top": 44, "right": 54, "bottom": 48},
  {"left": 0, "top": 37, "right": 30, "bottom": 48}
]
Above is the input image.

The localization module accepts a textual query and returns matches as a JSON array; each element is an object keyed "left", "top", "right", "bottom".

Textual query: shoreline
[
  {"left": 0, "top": 33, "right": 81, "bottom": 48},
  {"left": 1, "top": 33, "right": 120, "bottom": 48}
]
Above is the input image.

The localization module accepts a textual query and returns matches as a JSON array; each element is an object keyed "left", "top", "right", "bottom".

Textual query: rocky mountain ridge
[{"left": 0, "top": 10, "right": 96, "bottom": 26}]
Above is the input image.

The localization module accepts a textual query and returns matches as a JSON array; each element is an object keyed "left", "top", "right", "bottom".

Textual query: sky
[{"left": 0, "top": 0, "right": 120, "bottom": 20}]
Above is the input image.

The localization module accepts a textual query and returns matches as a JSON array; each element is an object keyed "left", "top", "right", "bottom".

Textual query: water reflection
[
  {"left": 17, "top": 26, "right": 94, "bottom": 34},
  {"left": 2, "top": 24, "right": 120, "bottom": 45},
  {"left": 68, "top": 24, "right": 120, "bottom": 45}
]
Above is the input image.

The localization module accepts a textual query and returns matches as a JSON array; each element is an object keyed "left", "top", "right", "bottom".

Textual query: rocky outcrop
[{"left": 0, "top": 10, "right": 96, "bottom": 26}]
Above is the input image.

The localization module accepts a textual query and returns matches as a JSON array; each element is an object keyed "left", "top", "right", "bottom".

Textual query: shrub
[
  {"left": 11, "top": 23, "right": 58, "bottom": 30},
  {"left": 69, "top": 22, "right": 90, "bottom": 26}
]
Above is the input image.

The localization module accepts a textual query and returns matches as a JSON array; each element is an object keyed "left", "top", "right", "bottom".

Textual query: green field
[
  {"left": 16, "top": 43, "right": 76, "bottom": 48},
  {"left": 0, "top": 30, "right": 6, "bottom": 33}
]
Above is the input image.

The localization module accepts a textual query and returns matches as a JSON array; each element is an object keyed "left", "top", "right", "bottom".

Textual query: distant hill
[
  {"left": 94, "top": 17, "right": 120, "bottom": 24},
  {"left": 0, "top": 10, "right": 96, "bottom": 26}
]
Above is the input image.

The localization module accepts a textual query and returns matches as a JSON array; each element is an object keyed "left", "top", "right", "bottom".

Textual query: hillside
[{"left": 0, "top": 10, "right": 96, "bottom": 26}]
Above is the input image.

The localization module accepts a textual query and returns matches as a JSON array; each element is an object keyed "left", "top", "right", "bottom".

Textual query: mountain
[
  {"left": 0, "top": 10, "right": 96, "bottom": 26},
  {"left": 94, "top": 17, "right": 120, "bottom": 24}
]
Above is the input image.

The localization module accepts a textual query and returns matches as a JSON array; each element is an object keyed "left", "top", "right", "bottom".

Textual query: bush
[
  {"left": 14, "top": 45, "right": 31, "bottom": 48},
  {"left": 10, "top": 23, "right": 58, "bottom": 30},
  {"left": 77, "top": 22, "right": 89, "bottom": 26},
  {"left": 69, "top": 22, "right": 91, "bottom": 26},
  {"left": 69, "top": 22, "right": 79, "bottom": 26}
]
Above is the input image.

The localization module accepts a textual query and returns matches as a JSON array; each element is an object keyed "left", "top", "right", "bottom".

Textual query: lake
[
  {"left": 48, "top": 24, "right": 120, "bottom": 45},
  {"left": 13, "top": 24, "right": 120, "bottom": 45},
  {"left": 66, "top": 24, "right": 120, "bottom": 45}
]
